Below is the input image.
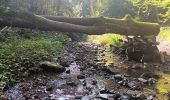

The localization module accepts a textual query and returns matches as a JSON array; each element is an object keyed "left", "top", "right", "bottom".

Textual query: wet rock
[
  {"left": 77, "top": 75, "right": 85, "bottom": 79},
  {"left": 138, "top": 78, "right": 148, "bottom": 84},
  {"left": 81, "top": 96, "right": 91, "bottom": 100},
  {"left": 148, "top": 78, "right": 157, "bottom": 85},
  {"left": 99, "top": 94, "right": 108, "bottom": 99},
  {"left": 65, "top": 69, "right": 71, "bottom": 74},
  {"left": 75, "top": 95, "right": 83, "bottom": 99},
  {"left": 48, "top": 94, "right": 56, "bottom": 99},
  {"left": 40, "top": 61, "right": 65, "bottom": 73},
  {"left": 94, "top": 59, "right": 100, "bottom": 62},
  {"left": 33, "top": 95, "right": 39, "bottom": 99},
  {"left": 113, "top": 93, "right": 121, "bottom": 99},
  {"left": 97, "top": 62, "right": 106, "bottom": 65},
  {"left": 101, "top": 53, "right": 105, "bottom": 57},
  {"left": 164, "top": 81, "right": 169, "bottom": 84},
  {"left": 82, "top": 80, "right": 87, "bottom": 87},
  {"left": 127, "top": 82, "right": 141, "bottom": 90},
  {"left": 131, "top": 93, "right": 145, "bottom": 100},
  {"left": 46, "top": 87, "right": 53, "bottom": 92},
  {"left": 66, "top": 81, "right": 77, "bottom": 86},
  {"left": 118, "top": 77, "right": 129, "bottom": 86},
  {"left": 119, "top": 94, "right": 131, "bottom": 100},
  {"left": 132, "top": 64, "right": 143, "bottom": 69},
  {"left": 92, "top": 80, "right": 97, "bottom": 85},
  {"left": 100, "top": 67, "right": 117, "bottom": 75},
  {"left": 146, "top": 95, "right": 155, "bottom": 100},
  {"left": 0, "top": 95, "right": 7, "bottom": 100},
  {"left": 100, "top": 90, "right": 114, "bottom": 94},
  {"left": 114, "top": 74, "right": 124, "bottom": 81},
  {"left": 58, "top": 53, "right": 75, "bottom": 67}
]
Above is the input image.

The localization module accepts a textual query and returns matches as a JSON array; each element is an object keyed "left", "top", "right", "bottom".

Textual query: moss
[
  {"left": 155, "top": 72, "right": 170, "bottom": 93},
  {"left": 158, "top": 27, "right": 170, "bottom": 43}
]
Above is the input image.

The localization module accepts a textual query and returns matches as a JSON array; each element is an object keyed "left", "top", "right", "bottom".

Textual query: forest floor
[{"left": 4, "top": 39, "right": 170, "bottom": 100}]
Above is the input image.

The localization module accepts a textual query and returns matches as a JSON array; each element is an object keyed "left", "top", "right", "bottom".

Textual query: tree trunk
[{"left": 0, "top": 11, "right": 160, "bottom": 36}]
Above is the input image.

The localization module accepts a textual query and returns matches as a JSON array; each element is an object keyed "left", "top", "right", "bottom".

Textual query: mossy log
[{"left": 0, "top": 11, "right": 160, "bottom": 36}]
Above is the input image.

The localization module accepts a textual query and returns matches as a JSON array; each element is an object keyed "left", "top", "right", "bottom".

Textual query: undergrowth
[
  {"left": 158, "top": 27, "right": 170, "bottom": 43},
  {"left": 88, "top": 34, "right": 123, "bottom": 47},
  {"left": 0, "top": 27, "right": 70, "bottom": 93}
]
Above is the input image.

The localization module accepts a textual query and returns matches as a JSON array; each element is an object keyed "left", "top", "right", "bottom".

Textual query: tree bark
[{"left": 0, "top": 11, "right": 160, "bottom": 36}]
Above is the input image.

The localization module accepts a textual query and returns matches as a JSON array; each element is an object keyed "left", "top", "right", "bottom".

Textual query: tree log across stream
[{"left": 0, "top": 11, "right": 160, "bottom": 36}]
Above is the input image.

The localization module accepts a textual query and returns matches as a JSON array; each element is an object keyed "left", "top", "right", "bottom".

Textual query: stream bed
[{"left": 4, "top": 42, "right": 170, "bottom": 100}]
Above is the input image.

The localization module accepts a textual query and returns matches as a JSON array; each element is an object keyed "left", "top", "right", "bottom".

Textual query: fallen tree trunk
[{"left": 0, "top": 11, "right": 160, "bottom": 36}]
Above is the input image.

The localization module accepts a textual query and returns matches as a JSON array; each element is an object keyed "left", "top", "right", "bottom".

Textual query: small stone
[
  {"left": 146, "top": 95, "right": 155, "bottom": 100},
  {"left": 46, "top": 87, "right": 53, "bottom": 92},
  {"left": 138, "top": 78, "right": 148, "bottom": 84},
  {"left": 127, "top": 82, "right": 141, "bottom": 90},
  {"left": 81, "top": 96, "right": 91, "bottom": 100},
  {"left": 77, "top": 75, "right": 85, "bottom": 79},
  {"left": 148, "top": 78, "right": 157, "bottom": 84},
  {"left": 67, "top": 81, "right": 77, "bottom": 86},
  {"left": 132, "top": 93, "right": 145, "bottom": 100},
  {"left": 0, "top": 95, "right": 7, "bottom": 100},
  {"left": 91, "top": 80, "right": 97, "bottom": 85},
  {"left": 119, "top": 94, "right": 131, "bottom": 100},
  {"left": 75, "top": 95, "right": 82, "bottom": 99},
  {"left": 82, "top": 80, "right": 86, "bottom": 86},
  {"left": 114, "top": 74, "right": 124, "bottom": 81},
  {"left": 65, "top": 69, "right": 70, "bottom": 74},
  {"left": 99, "top": 94, "right": 108, "bottom": 99},
  {"left": 164, "top": 81, "right": 169, "bottom": 84}
]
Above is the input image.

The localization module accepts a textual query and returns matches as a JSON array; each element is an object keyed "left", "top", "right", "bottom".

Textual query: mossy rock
[{"left": 39, "top": 61, "right": 65, "bottom": 73}]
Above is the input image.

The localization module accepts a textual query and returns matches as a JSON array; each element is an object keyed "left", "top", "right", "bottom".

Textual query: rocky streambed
[{"left": 4, "top": 42, "right": 170, "bottom": 100}]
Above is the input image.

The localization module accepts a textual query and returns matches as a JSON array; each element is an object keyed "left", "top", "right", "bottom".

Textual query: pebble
[
  {"left": 148, "top": 78, "right": 157, "bottom": 84},
  {"left": 82, "top": 80, "right": 86, "bottom": 86},
  {"left": 46, "top": 87, "right": 53, "bottom": 92},
  {"left": 138, "top": 78, "right": 148, "bottom": 84},
  {"left": 164, "top": 81, "right": 169, "bottom": 84},
  {"left": 77, "top": 75, "right": 85, "bottom": 79},
  {"left": 75, "top": 95, "right": 82, "bottom": 99},
  {"left": 119, "top": 94, "right": 131, "bottom": 100},
  {"left": 114, "top": 74, "right": 124, "bottom": 81},
  {"left": 128, "top": 82, "right": 137, "bottom": 90},
  {"left": 146, "top": 95, "right": 155, "bottom": 100},
  {"left": 135, "top": 94, "right": 145, "bottom": 100},
  {"left": 65, "top": 69, "right": 70, "bottom": 74},
  {"left": 99, "top": 94, "right": 108, "bottom": 99},
  {"left": 81, "top": 96, "right": 91, "bottom": 100}
]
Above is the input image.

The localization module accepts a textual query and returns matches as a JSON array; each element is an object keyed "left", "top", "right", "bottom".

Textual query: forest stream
[
  {"left": 3, "top": 41, "right": 170, "bottom": 100},
  {"left": 1, "top": 0, "right": 170, "bottom": 100}
]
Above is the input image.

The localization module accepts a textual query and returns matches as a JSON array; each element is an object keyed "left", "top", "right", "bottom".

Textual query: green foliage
[
  {"left": 103, "top": 0, "right": 136, "bottom": 18},
  {"left": 0, "top": 28, "right": 70, "bottom": 92},
  {"left": 131, "top": 0, "right": 170, "bottom": 24},
  {"left": 158, "top": 27, "right": 170, "bottom": 43},
  {"left": 88, "top": 34, "right": 123, "bottom": 47}
]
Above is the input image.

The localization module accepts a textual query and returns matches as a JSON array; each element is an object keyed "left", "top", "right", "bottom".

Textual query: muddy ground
[{"left": 3, "top": 42, "right": 170, "bottom": 100}]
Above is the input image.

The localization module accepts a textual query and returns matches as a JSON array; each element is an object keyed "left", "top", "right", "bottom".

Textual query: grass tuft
[{"left": 88, "top": 34, "right": 123, "bottom": 47}]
